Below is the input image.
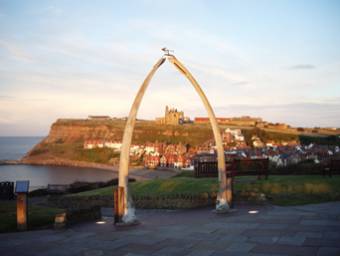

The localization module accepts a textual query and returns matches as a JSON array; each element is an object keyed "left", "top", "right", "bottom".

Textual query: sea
[{"left": 0, "top": 137, "right": 115, "bottom": 191}]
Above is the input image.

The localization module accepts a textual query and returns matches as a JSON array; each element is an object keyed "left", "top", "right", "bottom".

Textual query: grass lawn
[
  {"left": 0, "top": 201, "right": 64, "bottom": 233},
  {"left": 72, "top": 173, "right": 340, "bottom": 206},
  {"left": 240, "top": 175, "right": 340, "bottom": 205}
]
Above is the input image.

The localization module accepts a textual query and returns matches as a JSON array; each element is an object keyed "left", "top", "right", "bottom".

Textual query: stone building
[{"left": 156, "top": 106, "right": 185, "bottom": 125}]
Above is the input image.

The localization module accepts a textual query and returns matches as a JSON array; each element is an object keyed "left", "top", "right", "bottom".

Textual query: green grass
[
  {"left": 242, "top": 175, "right": 340, "bottom": 205},
  {"left": 71, "top": 175, "right": 340, "bottom": 206},
  {"left": 0, "top": 201, "right": 64, "bottom": 233},
  {"left": 70, "top": 177, "right": 219, "bottom": 197}
]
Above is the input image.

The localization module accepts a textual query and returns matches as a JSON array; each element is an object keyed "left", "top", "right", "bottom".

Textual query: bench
[
  {"left": 193, "top": 156, "right": 269, "bottom": 179},
  {"left": 228, "top": 158, "right": 269, "bottom": 180},
  {"left": 323, "top": 159, "right": 340, "bottom": 177}
]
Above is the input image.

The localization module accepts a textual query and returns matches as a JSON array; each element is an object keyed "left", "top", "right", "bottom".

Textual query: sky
[{"left": 0, "top": 0, "right": 339, "bottom": 136}]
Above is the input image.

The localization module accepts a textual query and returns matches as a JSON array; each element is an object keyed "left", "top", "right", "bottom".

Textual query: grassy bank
[
  {"left": 0, "top": 201, "right": 64, "bottom": 233},
  {"left": 72, "top": 175, "right": 340, "bottom": 206}
]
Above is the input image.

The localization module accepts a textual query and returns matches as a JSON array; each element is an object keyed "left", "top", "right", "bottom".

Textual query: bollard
[
  {"left": 54, "top": 213, "right": 67, "bottom": 229},
  {"left": 15, "top": 181, "right": 29, "bottom": 231}
]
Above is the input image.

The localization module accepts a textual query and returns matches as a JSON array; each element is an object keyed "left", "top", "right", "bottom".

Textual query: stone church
[{"left": 156, "top": 106, "right": 185, "bottom": 125}]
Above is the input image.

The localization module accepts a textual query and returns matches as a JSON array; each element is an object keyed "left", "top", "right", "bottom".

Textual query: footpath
[{"left": 1, "top": 201, "right": 340, "bottom": 256}]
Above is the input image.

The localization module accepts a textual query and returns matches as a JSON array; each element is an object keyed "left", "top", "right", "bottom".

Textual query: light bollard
[{"left": 15, "top": 180, "right": 29, "bottom": 231}]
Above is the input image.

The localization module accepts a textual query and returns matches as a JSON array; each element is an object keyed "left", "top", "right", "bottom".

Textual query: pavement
[{"left": 1, "top": 202, "right": 340, "bottom": 256}]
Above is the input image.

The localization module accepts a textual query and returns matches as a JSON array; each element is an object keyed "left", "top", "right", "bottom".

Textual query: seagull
[{"left": 161, "top": 47, "right": 174, "bottom": 56}]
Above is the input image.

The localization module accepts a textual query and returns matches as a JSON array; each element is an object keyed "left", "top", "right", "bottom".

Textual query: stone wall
[
  {"left": 48, "top": 195, "right": 113, "bottom": 210},
  {"left": 48, "top": 191, "right": 266, "bottom": 211}
]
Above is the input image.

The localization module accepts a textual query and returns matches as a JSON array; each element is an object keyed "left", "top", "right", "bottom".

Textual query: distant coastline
[{"left": 0, "top": 160, "right": 21, "bottom": 165}]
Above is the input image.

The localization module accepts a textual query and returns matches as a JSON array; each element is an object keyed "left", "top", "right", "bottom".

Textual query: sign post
[{"left": 15, "top": 180, "right": 29, "bottom": 231}]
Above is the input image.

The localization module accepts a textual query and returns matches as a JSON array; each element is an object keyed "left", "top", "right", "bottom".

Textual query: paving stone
[
  {"left": 152, "top": 246, "right": 190, "bottom": 256},
  {"left": 277, "top": 235, "right": 306, "bottom": 246},
  {"left": 247, "top": 236, "right": 280, "bottom": 244},
  {"left": 38, "top": 245, "right": 88, "bottom": 256},
  {"left": 248, "top": 254, "right": 290, "bottom": 256},
  {"left": 224, "top": 242, "right": 256, "bottom": 253},
  {"left": 222, "top": 223, "right": 259, "bottom": 229},
  {"left": 2, "top": 202, "right": 340, "bottom": 256},
  {"left": 323, "top": 231, "right": 340, "bottom": 240},
  {"left": 116, "top": 242, "right": 160, "bottom": 254},
  {"left": 288, "top": 225, "right": 338, "bottom": 233},
  {"left": 187, "top": 232, "right": 221, "bottom": 241},
  {"left": 83, "top": 249, "right": 104, "bottom": 256},
  {"left": 303, "top": 238, "right": 340, "bottom": 248},
  {"left": 154, "top": 238, "right": 196, "bottom": 250},
  {"left": 213, "top": 230, "right": 245, "bottom": 237},
  {"left": 295, "top": 231, "right": 323, "bottom": 238},
  {"left": 251, "top": 244, "right": 318, "bottom": 256},
  {"left": 123, "top": 253, "right": 147, "bottom": 256},
  {"left": 256, "top": 223, "right": 289, "bottom": 230},
  {"left": 186, "top": 249, "right": 214, "bottom": 256},
  {"left": 190, "top": 240, "right": 232, "bottom": 251},
  {"left": 317, "top": 247, "right": 340, "bottom": 256},
  {"left": 256, "top": 217, "right": 300, "bottom": 225},
  {"left": 214, "top": 253, "right": 289, "bottom": 256},
  {"left": 210, "top": 252, "right": 228, "bottom": 256},
  {"left": 242, "top": 228, "right": 283, "bottom": 237},
  {"left": 301, "top": 220, "right": 340, "bottom": 226},
  {"left": 219, "top": 234, "right": 248, "bottom": 242}
]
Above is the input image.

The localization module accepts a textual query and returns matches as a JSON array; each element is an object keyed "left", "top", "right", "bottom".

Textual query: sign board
[{"left": 15, "top": 180, "right": 30, "bottom": 193}]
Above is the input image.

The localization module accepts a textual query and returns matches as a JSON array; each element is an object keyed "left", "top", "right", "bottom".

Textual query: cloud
[
  {"left": 0, "top": 40, "right": 33, "bottom": 62},
  {"left": 288, "top": 64, "right": 316, "bottom": 70},
  {"left": 214, "top": 102, "right": 340, "bottom": 127},
  {"left": 189, "top": 63, "right": 249, "bottom": 85},
  {"left": 45, "top": 5, "right": 63, "bottom": 16},
  {"left": 0, "top": 95, "right": 15, "bottom": 100},
  {"left": 231, "top": 81, "right": 249, "bottom": 86}
]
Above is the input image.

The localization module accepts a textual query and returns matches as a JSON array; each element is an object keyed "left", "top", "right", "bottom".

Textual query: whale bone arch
[{"left": 117, "top": 54, "right": 232, "bottom": 223}]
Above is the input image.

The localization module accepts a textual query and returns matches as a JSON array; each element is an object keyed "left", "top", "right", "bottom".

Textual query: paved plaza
[{"left": 1, "top": 202, "right": 340, "bottom": 256}]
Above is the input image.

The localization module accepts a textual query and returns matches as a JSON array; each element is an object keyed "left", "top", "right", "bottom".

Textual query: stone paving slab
[
  {"left": 251, "top": 244, "right": 318, "bottom": 256},
  {"left": 1, "top": 202, "right": 340, "bottom": 256},
  {"left": 317, "top": 247, "right": 340, "bottom": 256}
]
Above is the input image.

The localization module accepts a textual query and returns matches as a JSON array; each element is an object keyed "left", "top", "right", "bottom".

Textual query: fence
[
  {"left": 193, "top": 156, "right": 269, "bottom": 179},
  {"left": 0, "top": 181, "right": 15, "bottom": 200}
]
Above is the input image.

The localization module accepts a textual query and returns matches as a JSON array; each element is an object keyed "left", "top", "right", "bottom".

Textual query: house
[
  {"left": 144, "top": 155, "right": 160, "bottom": 169},
  {"left": 160, "top": 155, "right": 167, "bottom": 167},
  {"left": 84, "top": 140, "right": 95, "bottom": 149},
  {"left": 252, "top": 135, "right": 264, "bottom": 148}
]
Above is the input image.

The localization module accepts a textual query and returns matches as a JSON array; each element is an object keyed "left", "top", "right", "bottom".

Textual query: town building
[{"left": 222, "top": 128, "right": 247, "bottom": 148}]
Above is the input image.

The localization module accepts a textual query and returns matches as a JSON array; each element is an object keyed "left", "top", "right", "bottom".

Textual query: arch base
[
  {"left": 215, "top": 198, "right": 231, "bottom": 213},
  {"left": 122, "top": 200, "right": 138, "bottom": 224},
  {"left": 115, "top": 199, "right": 139, "bottom": 226}
]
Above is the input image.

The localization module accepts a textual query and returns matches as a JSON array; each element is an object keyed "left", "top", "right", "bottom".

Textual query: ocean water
[
  {"left": 0, "top": 137, "right": 115, "bottom": 190},
  {"left": 0, "top": 136, "right": 43, "bottom": 160}
]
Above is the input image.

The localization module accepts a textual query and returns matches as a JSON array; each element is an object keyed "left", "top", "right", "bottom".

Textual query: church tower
[{"left": 165, "top": 105, "right": 169, "bottom": 116}]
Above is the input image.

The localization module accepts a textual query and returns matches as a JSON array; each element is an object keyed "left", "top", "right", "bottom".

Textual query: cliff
[
  {"left": 22, "top": 118, "right": 214, "bottom": 167},
  {"left": 22, "top": 118, "right": 327, "bottom": 168}
]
